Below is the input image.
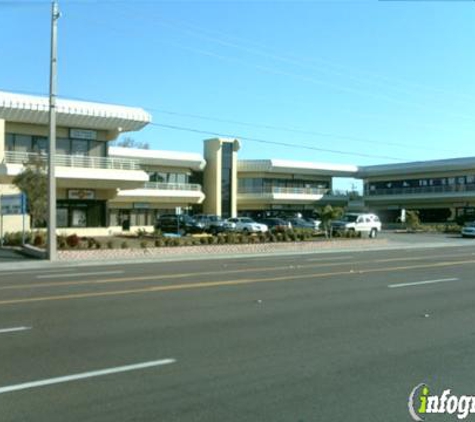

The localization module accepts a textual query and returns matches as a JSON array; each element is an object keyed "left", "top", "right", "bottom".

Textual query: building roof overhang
[
  {"left": 0, "top": 91, "right": 151, "bottom": 132},
  {"left": 358, "top": 157, "right": 475, "bottom": 178},
  {"left": 237, "top": 159, "right": 358, "bottom": 177},
  {"left": 109, "top": 146, "right": 206, "bottom": 171}
]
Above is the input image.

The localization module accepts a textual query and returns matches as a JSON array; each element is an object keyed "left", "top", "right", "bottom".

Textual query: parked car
[
  {"left": 461, "top": 221, "right": 475, "bottom": 238},
  {"left": 288, "top": 218, "right": 315, "bottom": 230},
  {"left": 225, "top": 217, "right": 268, "bottom": 233},
  {"left": 304, "top": 218, "right": 322, "bottom": 230},
  {"left": 258, "top": 218, "right": 291, "bottom": 233},
  {"left": 331, "top": 213, "right": 382, "bottom": 238},
  {"left": 193, "top": 214, "right": 226, "bottom": 234},
  {"left": 155, "top": 214, "right": 205, "bottom": 235}
]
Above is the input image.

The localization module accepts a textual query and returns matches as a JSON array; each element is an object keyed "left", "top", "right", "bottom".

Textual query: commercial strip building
[{"left": 1, "top": 90, "right": 474, "bottom": 235}]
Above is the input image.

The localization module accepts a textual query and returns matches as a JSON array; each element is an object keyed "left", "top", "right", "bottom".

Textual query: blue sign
[{"left": 1, "top": 194, "right": 27, "bottom": 215}]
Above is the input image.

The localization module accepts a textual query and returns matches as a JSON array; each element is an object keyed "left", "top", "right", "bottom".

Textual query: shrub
[
  {"left": 200, "top": 237, "right": 209, "bottom": 245},
  {"left": 57, "top": 235, "right": 67, "bottom": 249},
  {"left": 33, "top": 233, "right": 45, "bottom": 247},
  {"left": 3, "top": 231, "right": 33, "bottom": 247},
  {"left": 86, "top": 237, "right": 97, "bottom": 249},
  {"left": 209, "top": 236, "right": 218, "bottom": 245},
  {"left": 269, "top": 234, "right": 277, "bottom": 243},
  {"left": 106, "top": 240, "right": 114, "bottom": 249},
  {"left": 66, "top": 234, "right": 80, "bottom": 248},
  {"left": 136, "top": 228, "right": 148, "bottom": 238},
  {"left": 154, "top": 239, "right": 165, "bottom": 247},
  {"left": 226, "top": 233, "right": 237, "bottom": 244},
  {"left": 120, "top": 241, "right": 129, "bottom": 249},
  {"left": 405, "top": 210, "right": 421, "bottom": 231},
  {"left": 95, "top": 241, "right": 102, "bottom": 249},
  {"left": 140, "top": 240, "right": 148, "bottom": 248}
]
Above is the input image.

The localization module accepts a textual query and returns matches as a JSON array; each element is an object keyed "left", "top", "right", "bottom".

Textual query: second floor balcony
[
  {"left": 365, "top": 184, "right": 475, "bottom": 201},
  {"left": 1, "top": 151, "right": 148, "bottom": 189},
  {"left": 238, "top": 186, "right": 327, "bottom": 204},
  {"left": 4, "top": 151, "right": 141, "bottom": 170},
  {"left": 114, "top": 181, "right": 205, "bottom": 205}
]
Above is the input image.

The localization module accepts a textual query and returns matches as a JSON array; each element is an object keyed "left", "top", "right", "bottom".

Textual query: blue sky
[{"left": 0, "top": 0, "right": 474, "bottom": 190}]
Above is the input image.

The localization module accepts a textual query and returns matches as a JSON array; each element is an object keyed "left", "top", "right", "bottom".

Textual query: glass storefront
[{"left": 57, "top": 200, "right": 106, "bottom": 228}]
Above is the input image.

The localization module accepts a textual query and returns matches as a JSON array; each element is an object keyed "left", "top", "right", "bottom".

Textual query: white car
[
  {"left": 461, "top": 222, "right": 475, "bottom": 238},
  {"left": 225, "top": 217, "right": 268, "bottom": 233},
  {"left": 331, "top": 213, "right": 382, "bottom": 238}
]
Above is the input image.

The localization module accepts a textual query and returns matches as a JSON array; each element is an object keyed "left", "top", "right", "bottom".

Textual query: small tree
[
  {"left": 405, "top": 210, "right": 421, "bottom": 232},
  {"left": 12, "top": 155, "right": 47, "bottom": 229},
  {"left": 319, "top": 205, "right": 344, "bottom": 238},
  {"left": 113, "top": 136, "right": 149, "bottom": 149}
]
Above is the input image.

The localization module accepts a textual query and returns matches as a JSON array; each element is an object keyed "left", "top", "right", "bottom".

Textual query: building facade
[
  {"left": 1, "top": 90, "right": 474, "bottom": 236},
  {"left": 359, "top": 158, "right": 475, "bottom": 223}
]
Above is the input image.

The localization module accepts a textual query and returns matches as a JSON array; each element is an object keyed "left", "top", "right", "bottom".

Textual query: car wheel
[
  {"left": 243, "top": 228, "right": 249, "bottom": 234},
  {"left": 369, "top": 228, "right": 377, "bottom": 238}
]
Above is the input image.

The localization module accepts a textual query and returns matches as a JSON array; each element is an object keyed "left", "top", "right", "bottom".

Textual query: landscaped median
[{"left": 2, "top": 230, "right": 388, "bottom": 261}]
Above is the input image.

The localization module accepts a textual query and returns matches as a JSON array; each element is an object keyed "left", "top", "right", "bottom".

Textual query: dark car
[
  {"left": 155, "top": 214, "right": 205, "bottom": 235},
  {"left": 258, "top": 218, "right": 291, "bottom": 233},
  {"left": 193, "top": 214, "right": 227, "bottom": 234},
  {"left": 288, "top": 218, "right": 315, "bottom": 230}
]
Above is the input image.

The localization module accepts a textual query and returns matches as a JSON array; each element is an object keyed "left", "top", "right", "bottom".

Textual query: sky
[{"left": 0, "top": 0, "right": 474, "bottom": 191}]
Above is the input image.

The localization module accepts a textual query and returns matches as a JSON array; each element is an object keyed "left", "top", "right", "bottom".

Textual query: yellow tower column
[{"left": 203, "top": 138, "right": 240, "bottom": 218}]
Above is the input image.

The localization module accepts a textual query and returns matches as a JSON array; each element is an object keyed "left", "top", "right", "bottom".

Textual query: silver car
[{"left": 461, "top": 222, "right": 475, "bottom": 238}]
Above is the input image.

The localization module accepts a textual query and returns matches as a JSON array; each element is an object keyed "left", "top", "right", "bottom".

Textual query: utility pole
[{"left": 47, "top": 0, "right": 60, "bottom": 261}]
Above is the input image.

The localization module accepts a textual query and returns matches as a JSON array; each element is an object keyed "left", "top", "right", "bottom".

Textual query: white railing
[
  {"left": 144, "top": 181, "right": 202, "bottom": 191},
  {"left": 239, "top": 186, "right": 327, "bottom": 195},
  {"left": 367, "top": 184, "right": 475, "bottom": 196},
  {"left": 4, "top": 151, "right": 141, "bottom": 171}
]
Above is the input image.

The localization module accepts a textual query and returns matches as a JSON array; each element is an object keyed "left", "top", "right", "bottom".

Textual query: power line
[
  {"left": 148, "top": 122, "right": 408, "bottom": 161},
  {"left": 117, "top": 2, "right": 475, "bottom": 104},
  {"left": 74, "top": 11, "right": 475, "bottom": 123},
  {"left": 0, "top": 86, "right": 462, "bottom": 156},
  {"left": 147, "top": 107, "right": 458, "bottom": 153}
]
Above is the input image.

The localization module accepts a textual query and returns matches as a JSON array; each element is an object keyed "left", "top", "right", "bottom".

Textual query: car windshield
[
  {"left": 241, "top": 218, "right": 253, "bottom": 223},
  {"left": 341, "top": 215, "right": 358, "bottom": 222}
]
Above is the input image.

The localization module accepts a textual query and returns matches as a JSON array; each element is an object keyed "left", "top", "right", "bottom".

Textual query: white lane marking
[
  {"left": 36, "top": 270, "right": 124, "bottom": 279},
  {"left": 0, "top": 326, "right": 32, "bottom": 334},
  {"left": 388, "top": 278, "right": 459, "bottom": 289},
  {"left": 0, "top": 269, "right": 82, "bottom": 276},
  {"left": 0, "top": 358, "right": 176, "bottom": 395},
  {"left": 306, "top": 256, "right": 354, "bottom": 262}
]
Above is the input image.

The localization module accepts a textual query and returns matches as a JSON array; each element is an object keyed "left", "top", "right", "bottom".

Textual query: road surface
[{"left": 1, "top": 244, "right": 475, "bottom": 421}]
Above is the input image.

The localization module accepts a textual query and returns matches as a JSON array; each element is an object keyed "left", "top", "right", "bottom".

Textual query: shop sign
[
  {"left": 68, "top": 189, "right": 95, "bottom": 200},
  {"left": 133, "top": 203, "right": 150, "bottom": 209},
  {"left": 70, "top": 129, "right": 98, "bottom": 140}
]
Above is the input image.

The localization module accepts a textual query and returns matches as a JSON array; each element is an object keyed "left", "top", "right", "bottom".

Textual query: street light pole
[{"left": 47, "top": 0, "right": 60, "bottom": 261}]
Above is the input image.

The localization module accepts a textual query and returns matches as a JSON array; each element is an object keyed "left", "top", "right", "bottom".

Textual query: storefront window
[{"left": 56, "top": 200, "right": 106, "bottom": 228}]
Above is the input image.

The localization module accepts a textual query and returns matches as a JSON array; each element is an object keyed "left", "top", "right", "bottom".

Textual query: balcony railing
[
  {"left": 367, "top": 184, "right": 475, "bottom": 196},
  {"left": 144, "top": 181, "right": 202, "bottom": 191},
  {"left": 4, "top": 151, "right": 141, "bottom": 171},
  {"left": 239, "top": 186, "right": 327, "bottom": 195}
]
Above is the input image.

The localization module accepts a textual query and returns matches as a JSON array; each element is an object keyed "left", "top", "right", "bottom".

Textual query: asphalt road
[{"left": 1, "top": 244, "right": 475, "bottom": 421}]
